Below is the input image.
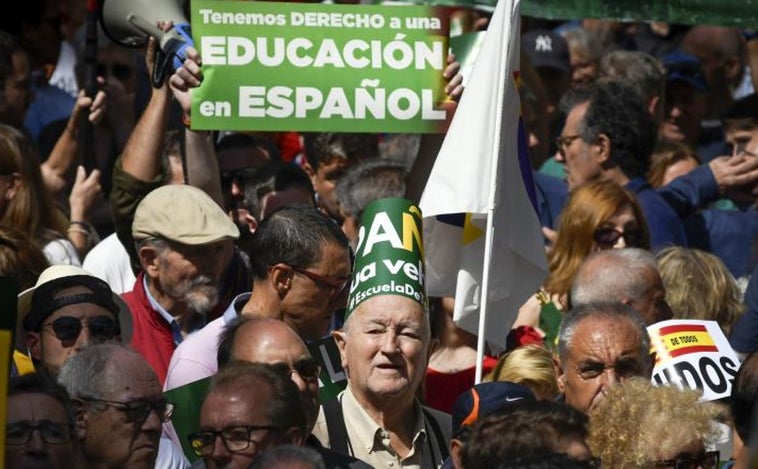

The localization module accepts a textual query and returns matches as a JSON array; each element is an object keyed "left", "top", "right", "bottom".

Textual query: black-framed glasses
[
  {"left": 593, "top": 227, "right": 644, "bottom": 248},
  {"left": 82, "top": 397, "right": 174, "bottom": 423},
  {"left": 270, "top": 358, "right": 322, "bottom": 383},
  {"left": 188, "top": 425, "right": 278, "bottom": 457},
  {"left": 652, "top": 450, "right": 719, "bottom": 469},
  {"left": 291, "top": 266, "right": 350, "bottom": 301},
  {"left": 6, "top": 421, "right": 74, "bottom": 446},
  {"left": 556, "top": 134, "right": 581, "bottom": 155},
  {"left": 42, "top": 315, "right": 119, "bottom": 343}
]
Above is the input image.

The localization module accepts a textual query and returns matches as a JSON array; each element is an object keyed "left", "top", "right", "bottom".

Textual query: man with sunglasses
[
  {"left": 57, "top": 343, "right": 182, "bottom": 469},
  {"left": 163, "top": 204, "right": 350, "bottom": 392},
  {"left": 18, "top": 265, "right": 132, "bottom": 377}
]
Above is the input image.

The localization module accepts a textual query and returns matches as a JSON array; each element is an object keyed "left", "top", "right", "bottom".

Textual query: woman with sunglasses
[{"left": 512, "top": 179, "right": 651, "bottom": 350}]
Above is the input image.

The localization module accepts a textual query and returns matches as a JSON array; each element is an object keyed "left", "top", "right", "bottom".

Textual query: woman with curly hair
[
  {"left": 589, "top": 378, "right": 723, "bottom": 469},
  {"left": 513, "top": 179, "right": 650, "bottom": 350}
]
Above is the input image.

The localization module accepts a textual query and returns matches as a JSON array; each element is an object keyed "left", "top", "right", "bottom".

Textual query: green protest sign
[
  {"left": 190, "top": 0, "right": 453, "bottom": 133},
  {"left": 347, "top": 198, "right": 427, "bottom": 316},
  {"left": 308, "top": 336, "right": 347, "bottom": 402}
]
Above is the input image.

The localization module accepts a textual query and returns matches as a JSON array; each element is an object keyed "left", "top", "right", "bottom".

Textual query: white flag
[{"left": 420, "top": 0, "right": 548, "bottom": 353}]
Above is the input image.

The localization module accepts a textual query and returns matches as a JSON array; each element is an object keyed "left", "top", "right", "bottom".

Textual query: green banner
[
  {"left": 164, "top": 377, "right": 211, "bottom": 463},
  {"left": 308, "top": 336, "right": 347, "bottom": 402},
  {"left": 368, "top": 0, "right": 758, "bottom": 28},
  {"left": 521, "top": 0, "right": 756, "bottom": 28},
  {"left": 190, "top": 0, "right": 453, "bottom": 132}
]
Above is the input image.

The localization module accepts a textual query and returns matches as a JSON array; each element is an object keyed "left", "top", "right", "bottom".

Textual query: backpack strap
[
  {"left": 322, "top": 397, "right": 350, "bottom": 456},
  {"left": 423, "top": 407, "right": 450, "bottom": 460}
]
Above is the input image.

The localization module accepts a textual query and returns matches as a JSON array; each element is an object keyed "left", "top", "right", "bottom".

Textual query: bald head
[
  {"left": 218, "top": 317, "right": 321, "bottom": 433},
  {"left": 230, "top": 317, "right": 310, "bottom": 363},
  {"left": 570, "top": 248, "right": 672, "bottom": 325}
]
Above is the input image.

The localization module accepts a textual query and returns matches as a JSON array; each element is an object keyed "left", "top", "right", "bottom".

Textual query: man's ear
[
  {"left": 138, "top": 245, "right": 160, "bottom": 278},
  {"left": 283, "top": 426, "right": 305, "bottom": 446},
  {"left": 25, "top": 332, "right": 41, "bottom": 360},
  {"left": 244, "top": 213, "right": 258, "bottom": 234},
  {"left": 71, "top": 399, "right": 88, "bottom": 440},
  {"left": 450, "top": 438, "right": 465, "bottom": 469},
  {"left": 301, "top": 159, "right": 317, "bottom": 184},
  {"left": 554, "top": 355, "right": 566, "bottom": 393},
  {"left": 333, "top": 329, "right": 348, "bottom": 369},
  {"left": 595, "top": 133, "right": 612, "bottom": 165},
  {"left": 269, "top": 264, "right": 292, "bottom": 298}
]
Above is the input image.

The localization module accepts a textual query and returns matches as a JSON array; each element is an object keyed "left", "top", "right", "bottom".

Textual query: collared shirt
[
  {"left": 163, "top": 293, "right": 251, "bottom": 392},
  {"left": 143, "top": 274, "right": 185, "bottom": 346},
  {"left": 340, "top": 386, "right": 442, "bottom": 469}
]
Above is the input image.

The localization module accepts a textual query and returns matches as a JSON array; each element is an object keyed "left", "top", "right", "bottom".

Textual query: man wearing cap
[
  {"left": 125, "top": 184, "right": 239, "bottom": 384},
  {"left": 19, "top": 265, "right": 132, "bottom": 377},
  {"left": 315, "top": 198, "right": 452, "bottom": 469},
  {"left": 445, "top": 382, "right": 536, "bottom": 469},
  {"left": 659, "top": 51, "right": 715, "bottom": 158}
]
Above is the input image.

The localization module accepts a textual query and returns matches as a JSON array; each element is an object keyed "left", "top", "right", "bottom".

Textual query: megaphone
[{"left": 98, "top": 0, "right": 193, "bottom": 85}]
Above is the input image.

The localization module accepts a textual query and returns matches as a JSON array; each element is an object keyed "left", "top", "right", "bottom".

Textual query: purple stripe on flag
[{"left": 517, "top": 117, "right": 539, "bottom": 213}]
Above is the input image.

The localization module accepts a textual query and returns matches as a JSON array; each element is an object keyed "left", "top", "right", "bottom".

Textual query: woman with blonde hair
[
  {"left": 589, "top": 378, "right": 723, "bottom": 469},
  {"left": 513, "top": 179, "right": 650, "bottom": 349},
  {"left": 656, "top": 246, "right": 744, "bottom": 336},
  {"left": 483, "top": 344, "right": 559, "bottom": 401}
]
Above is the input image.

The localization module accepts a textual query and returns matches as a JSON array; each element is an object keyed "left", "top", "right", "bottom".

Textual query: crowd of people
[{"left": 5, "top": 0, "right": 758, "bottom": 468}]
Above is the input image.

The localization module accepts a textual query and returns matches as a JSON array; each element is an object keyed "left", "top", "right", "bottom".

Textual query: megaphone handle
[{"left": 152, "top": 47, "right": 171, "bottom": 89}]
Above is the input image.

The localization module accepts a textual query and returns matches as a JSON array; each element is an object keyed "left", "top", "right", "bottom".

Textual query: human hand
[
  {"left": 443, "top": 53, "right": 464, "bottom": 101},
  {"left": 709, "top": 154, "right": 758, "bottom": 203},
  {"left": 69, "top": 165, "right": 103, "bottom": 219}
]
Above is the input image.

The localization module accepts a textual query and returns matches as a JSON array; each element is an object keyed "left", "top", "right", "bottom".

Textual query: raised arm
[
  {"left": 168, "top": 45, "right": 224, "bottom": 207},
  {"left": 405, "top": 54, "right": 463, "bottom": 203}
]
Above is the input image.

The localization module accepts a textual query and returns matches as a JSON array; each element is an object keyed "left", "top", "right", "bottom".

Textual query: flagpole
[{"left": 475, "top": 0, "right": 519, "bottom": 384}]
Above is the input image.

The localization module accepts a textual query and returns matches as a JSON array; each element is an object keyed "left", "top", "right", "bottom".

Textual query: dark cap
[
  {"left": 452, "top": 381, "right": 536, "bottom": 435},
  {"left": 17, "top": 265, "right": 132, "bottom": 349},
  {"left": 662, "top": 50, "right": 708, "bottom": 91},
  {"left": 522, "top": 29, "right": 570, "bottom": 72}
]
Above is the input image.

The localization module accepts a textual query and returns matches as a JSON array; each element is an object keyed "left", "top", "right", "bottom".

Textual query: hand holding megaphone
[{"left": 99, "top": 0, "right": 193, "bottom": 86}]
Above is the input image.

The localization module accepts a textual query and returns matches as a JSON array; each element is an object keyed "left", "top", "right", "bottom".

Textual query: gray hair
[
  {"left": 557, "top": 301, "right": 650, "bottom": 364},
  {"left": 57, "top": 343, "right": 139, "bottom": 399},
  {"left": 571, "top": 248, "right": 659, "bottom": 306},
  {"left": 334, "top": 158, "right": 407, "bottom": 222},
  {"left": 248, "top": 444, "right": 326, "bottom": 469},
  {"left": 598, "top": 50, "right": 666, "bottom": 105}
]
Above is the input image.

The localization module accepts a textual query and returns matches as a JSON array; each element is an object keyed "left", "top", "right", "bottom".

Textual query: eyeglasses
[
  {"left": 593, "top": 227, "right": 644, "bottom": 248},
  {"left": 188, "top": 425, "right": 278, "bottom": 457},
  {"left": 270, "top": 358, "right": 322, "bottom": 383},
  {"left": 556, "top": 134, "right": 582, "bottom": 155},
  {"left": 42, "top": 315, "right": 119, "bottom": 343},
  {"left": 96, "top": 63, "right": 134, "bottom": 82},
  {"left": 82, "top": 397, "right": 174, "bottom": 423},
  {"left": 6, "top": 421, "right": 74, "bottom": 446},
  {"left": 291, "top": 266, "right": 350, "bottom": 301},
  {"left": 653, "top": 450, "right": 719, "bottom": 469}
]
